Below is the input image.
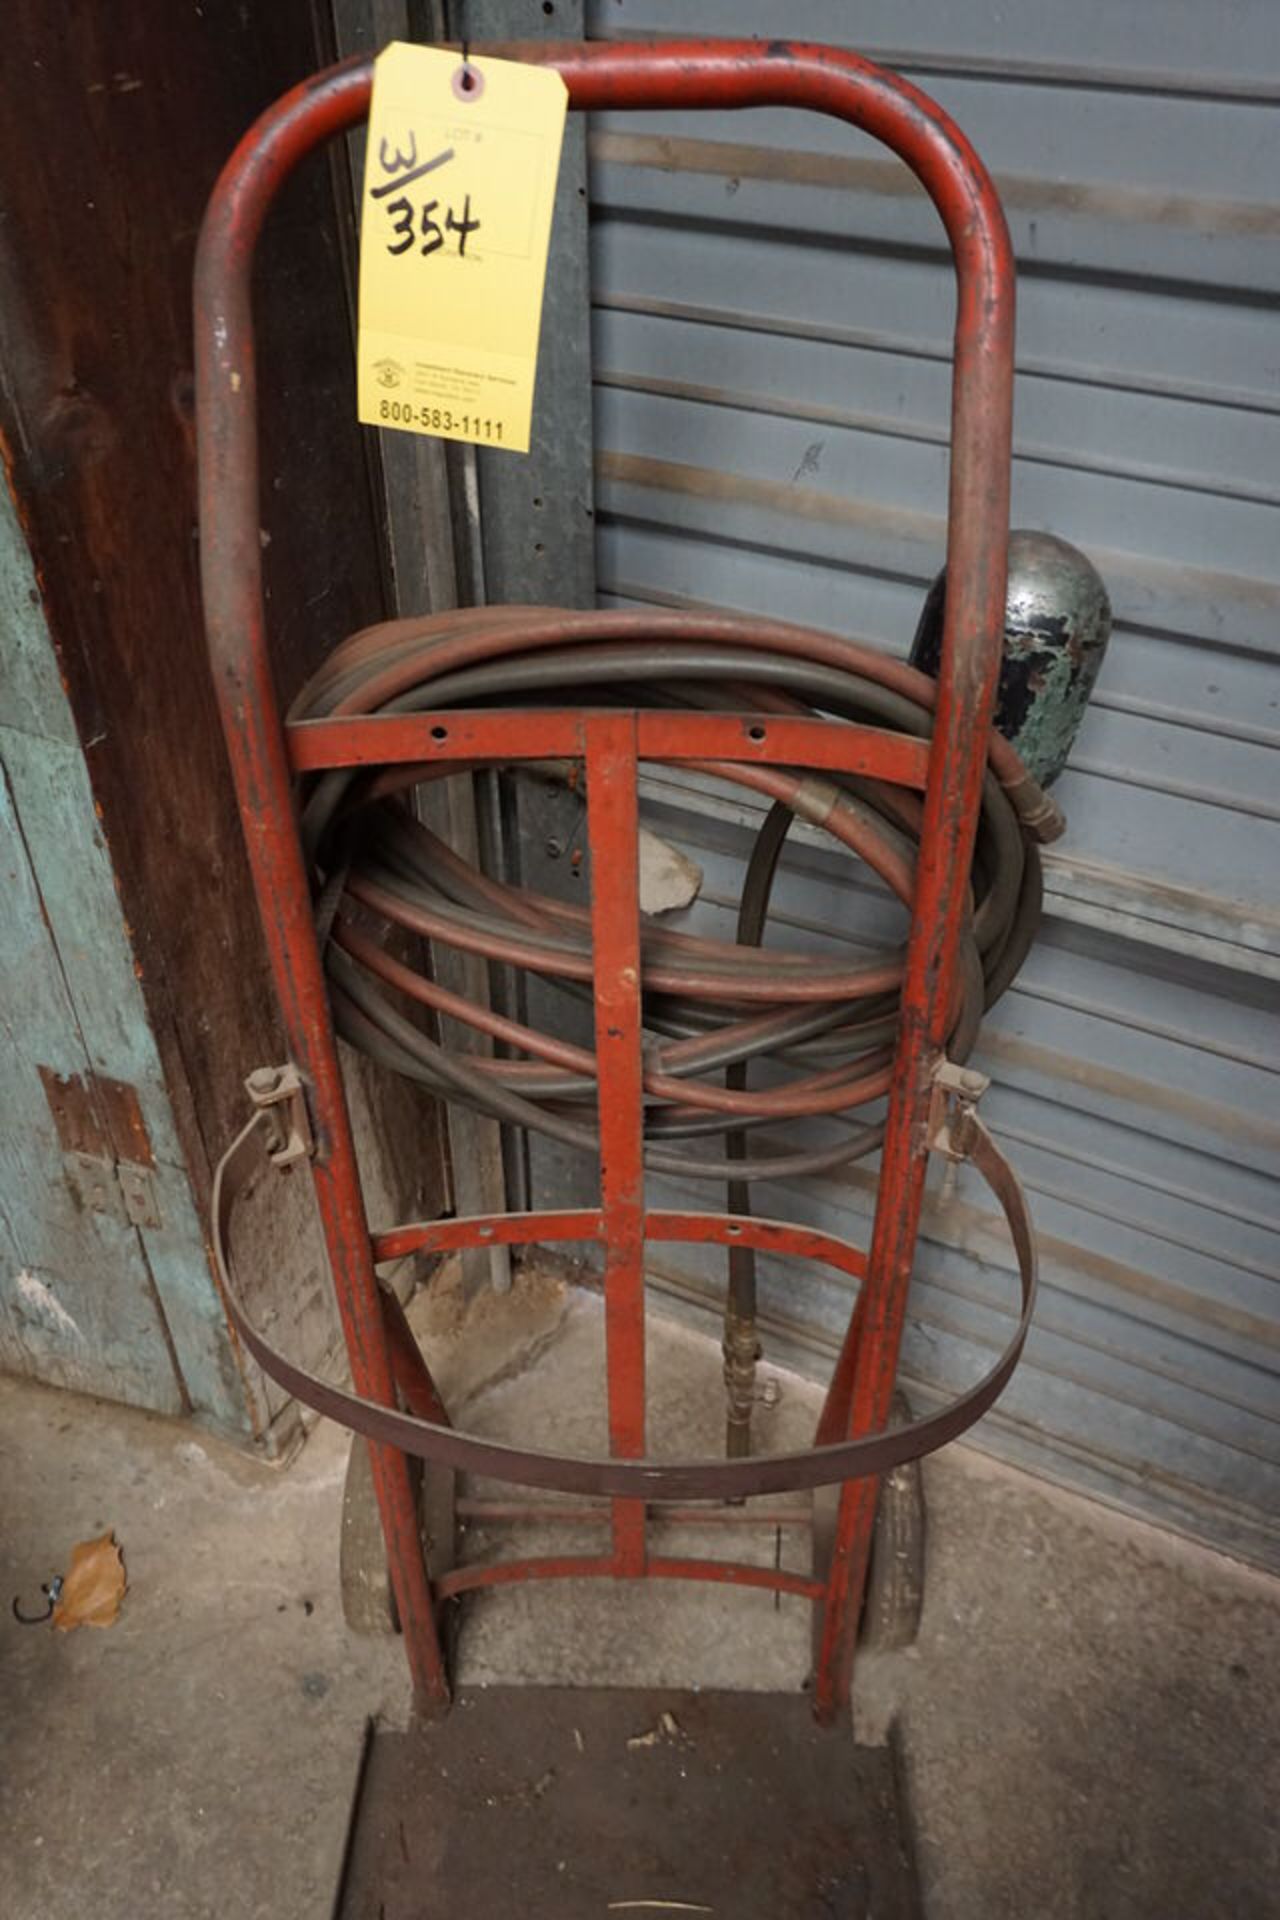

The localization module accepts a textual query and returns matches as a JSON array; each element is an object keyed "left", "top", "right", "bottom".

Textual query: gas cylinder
[{"left": 910, "top": 530, "right": 1112, "bottom": 788}]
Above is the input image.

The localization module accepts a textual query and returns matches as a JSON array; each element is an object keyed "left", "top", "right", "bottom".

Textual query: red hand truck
[{"left": 197, "top": 38, "right": 1039, "bottom": 1730}]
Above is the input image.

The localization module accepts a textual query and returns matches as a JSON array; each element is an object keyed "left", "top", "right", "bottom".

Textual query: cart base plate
[{"left": 336, "top": 1685, "right": 920, "bottom": 1918}]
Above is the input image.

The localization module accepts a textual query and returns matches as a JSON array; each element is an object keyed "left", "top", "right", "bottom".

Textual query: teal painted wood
[
  {"left": 0, "top": 755, "right": 185, "bottom": 1409},
  {"left": 0, "top": 487, "right": 252, "bottom": 1433}
]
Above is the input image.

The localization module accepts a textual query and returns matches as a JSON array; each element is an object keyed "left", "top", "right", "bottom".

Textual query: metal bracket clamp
[
  {"left": 928, "top": 1058, "right": 990, "bottom": 1202},
  {"left": 928, "top": 1058, "right": 990, "bottom": 1160},
  {"left": 245, "top": 1063, "right": 314, "bottom": 1168}
]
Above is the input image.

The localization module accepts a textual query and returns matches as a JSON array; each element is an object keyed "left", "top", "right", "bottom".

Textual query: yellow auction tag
[{"left": 357, "top": 42, "right": 568, "bottom": 453}]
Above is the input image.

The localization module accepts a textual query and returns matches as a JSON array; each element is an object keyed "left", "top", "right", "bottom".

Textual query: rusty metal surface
[
  {"left": 38, "top": 1065, "right": 154, "bottom": 1167},
  {"left": 195, "top": 38, "right": 1019, "bottom": 1720},
  {"left": 336, "top": 1686, "right": 920, "bottom": 1919}
]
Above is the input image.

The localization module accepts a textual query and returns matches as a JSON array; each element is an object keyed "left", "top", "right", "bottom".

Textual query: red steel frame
[{"left": 195, "top": 39, "right": 1015, "bottom": 1725}]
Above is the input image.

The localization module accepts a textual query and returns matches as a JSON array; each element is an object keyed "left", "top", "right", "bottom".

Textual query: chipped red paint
[
  {"left": 196, "top": 40, "right": 1014, "bottom": 1724},
  {"left": 285, "top": 709, "right": 932, "bottom": 786},
  {"left": 585, "top": 716, "right": 649, "bottom": 1574},
  {"left": 369, "top": 1207, "right": 869, "bottom": 1281}
]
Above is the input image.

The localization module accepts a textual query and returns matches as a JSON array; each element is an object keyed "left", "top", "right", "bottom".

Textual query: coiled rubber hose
[{"left": 291, "top": 606, "right": 1059, "bottom": 1188}]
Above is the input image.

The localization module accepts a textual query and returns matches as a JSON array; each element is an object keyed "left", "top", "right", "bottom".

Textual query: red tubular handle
[
  {"left": 194, "top": 35, "right": 1013, "bottom": 1076},
  {"left": 194, "top": 40, "right": 1016, "bottom": 1722}
]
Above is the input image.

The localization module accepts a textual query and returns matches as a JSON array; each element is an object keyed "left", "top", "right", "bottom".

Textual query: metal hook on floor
[{"left": 12, "top": 1573, "right": 62, "bottom": 1625}]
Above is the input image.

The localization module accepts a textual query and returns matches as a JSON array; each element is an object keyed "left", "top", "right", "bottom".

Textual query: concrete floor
[{"left": 2, "top": 1266, "right": 1277, "bottom": 1918}]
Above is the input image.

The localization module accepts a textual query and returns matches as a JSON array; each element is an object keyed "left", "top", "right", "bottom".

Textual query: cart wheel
[
  {"left": 810, "top": 1391, "right": 926, "bottom": 1660},
  {"left": 859, "top": 1392, "right": 926, "bottom": 1652},
  {"left": 339, "top": 1437, "right": 459, "bottom": 1642},
  {"left": 340, "top": 1435, "right": 399, "bottom": 1636},
  {"left": 419, "top": 1455, "right": 464, "bottom": 1668}
]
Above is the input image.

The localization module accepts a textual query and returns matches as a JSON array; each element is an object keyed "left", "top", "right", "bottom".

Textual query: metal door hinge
[
  {"left": 118, "top": 1161, "right": 163, "bottom": 1228},
  {"left": 64, "top": 1151, "right": 162, "bottom": 1229},
  {"left": 246, "top": 1063, "right": 314, "bottom": 1168},
  {"left": 44, "top": 1067, "right": 164, "bottom": 1231}
]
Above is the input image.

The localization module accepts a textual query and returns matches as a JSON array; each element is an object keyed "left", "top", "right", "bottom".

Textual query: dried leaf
[{"left": 52, "top": 1531, "right": 126, "bottom": 1631}]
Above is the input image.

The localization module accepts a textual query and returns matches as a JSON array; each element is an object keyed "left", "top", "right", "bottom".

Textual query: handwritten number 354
[
  {"left": 375, "top": 134, "right": 480, "bottom": 258},
  {"left": 384, "top": 192, "right": 480, "bottom": 258}
]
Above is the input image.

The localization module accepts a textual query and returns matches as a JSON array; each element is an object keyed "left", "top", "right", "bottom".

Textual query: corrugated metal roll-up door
[{"left": 536, "top": 2, "right": 1280, "bottom": 1566}]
